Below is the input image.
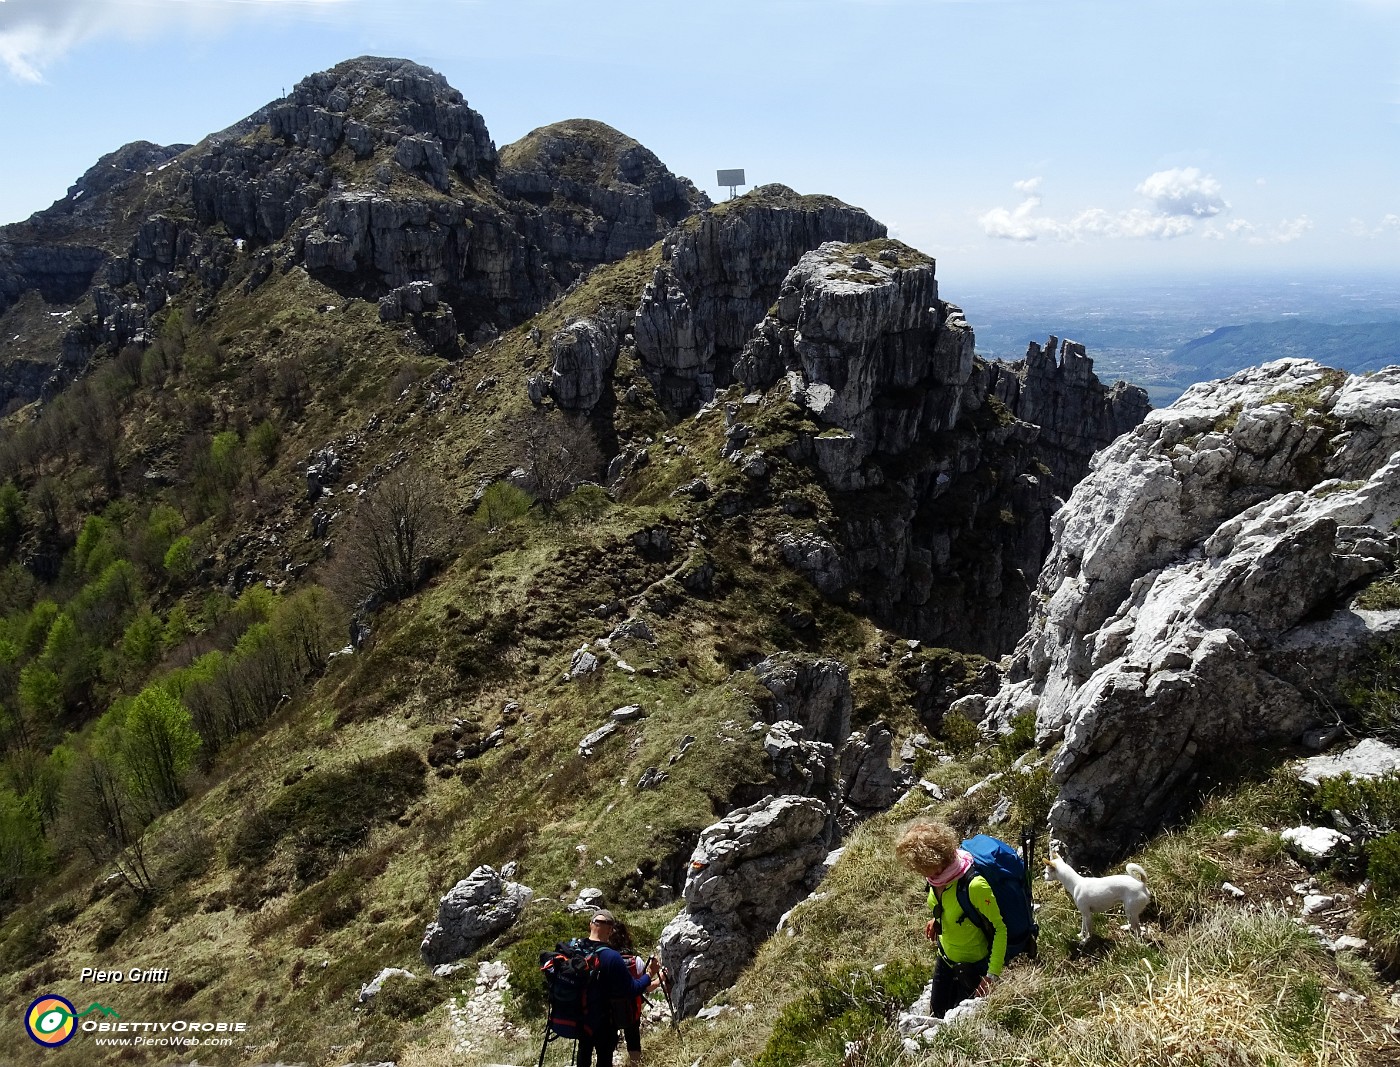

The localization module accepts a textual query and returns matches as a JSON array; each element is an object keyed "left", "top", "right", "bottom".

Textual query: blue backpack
[{"left": 932, "top": 834, "right": 1039, "bottom": 963}]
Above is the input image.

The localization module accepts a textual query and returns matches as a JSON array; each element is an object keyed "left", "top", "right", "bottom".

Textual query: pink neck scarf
[{"left": 927, "top": 849, "right": 973, "bottom": 887}]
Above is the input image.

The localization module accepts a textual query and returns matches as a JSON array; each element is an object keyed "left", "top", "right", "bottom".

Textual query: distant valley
[{"left": 957, "top": 271, "right": 1400, "bottom": 405}]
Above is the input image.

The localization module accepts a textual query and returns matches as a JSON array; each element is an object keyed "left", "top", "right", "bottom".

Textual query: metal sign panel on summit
[{"left": 716, "top": 169, "right": 746, "bottom": 187}]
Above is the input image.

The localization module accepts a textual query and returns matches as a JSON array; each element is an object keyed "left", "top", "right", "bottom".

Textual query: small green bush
[
  {"left": 1356, "top": 577, "right": 1400, "bottom": 611},
  {"left": 555, "top": 483, "right": 611, "bottom": 524},
  {"left": 229, "top": 748, "right": 426, "bottom": 878},
  {"left": 163, "top": 536, "right": 197, "bottom": 583},
  {"left": 497, "top": 908, "right": 584, "bottom": 1021},
  {"left": 373, "top": 976, "right": 445, "bottom": 1020},
  {"left": 996, "top": 713, "right": 1037, "bottom": 766},
  {"left": 939, "top": 711, "right": 980, "bottom": 758},
  {"left": 475, "top": 481, "right": 534, "bottom": 532},
  {"left": 756, "top": 958, "right": 930, "bottom": 1067}
]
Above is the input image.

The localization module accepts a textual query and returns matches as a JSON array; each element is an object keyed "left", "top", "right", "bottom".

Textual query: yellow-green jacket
[{"left": 927, "top": 874, "right": 1008, "bottom": 975}]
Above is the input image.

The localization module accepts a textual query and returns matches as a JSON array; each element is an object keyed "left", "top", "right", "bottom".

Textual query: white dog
[{"left": 1044, "top": 851, "right": 1151, "bottom": 940}]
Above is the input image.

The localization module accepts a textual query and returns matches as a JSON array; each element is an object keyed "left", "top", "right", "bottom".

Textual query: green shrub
[
  {"left": 1357, "top": 576, "right": 1400, "bottom": 611},
  {"left": 0, "top": 787, "right": 48, "bottom": 899},
  {"left": 248, "top": 420, "right": 281, "bottom": 469},
  {"left": 475, "top": 481, "right": 534, "bottom": 532},
  {"left": 163, "top": 536, "right": 196, "bottom": 583},
  {"left": 996, "top": 713, "right": 1037, "bottom": 766},
  {"left": 120, "top": 611, "right": 166, "bottom": 673},
  {"left": 756, "top": 958, "right": 930, "bottom": 1067},
  {"left": 497, "top": 908, "right": 586, "bottom": 1021},
  {"left": 555, "top": 483, "right": 611, "bottom": 524},
  {"left": 0, "top": 913, "right": 57, "bottom": 969},
  {"left": 373, "top": 975, "right": 445, "bottom": 1020},
  {"left": 1005, "top": 763, "right": 1055, "bottom": 830},
  {"left": 1341, "top": 639, "right": 1400, "bottom": 743},
  {"left": 1315, "top": 771, "right": 1400, "bottom": 838},
  {"left": 939, "top": 711, "right": 980, "bottom": 758},
  {"left": 229, "top": 748, "right": 426, "bottom": 879}
]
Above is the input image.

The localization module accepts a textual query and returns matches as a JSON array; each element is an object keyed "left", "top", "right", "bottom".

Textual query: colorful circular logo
[{"left": 26, "top": 995, "right": 77, "bottom": 1047}]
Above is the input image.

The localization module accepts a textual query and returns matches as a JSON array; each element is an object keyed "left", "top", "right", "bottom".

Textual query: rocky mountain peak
[
  {"left": 55, "top": 141, "right": 190, "bottom": 216},
  {"left": 0, "top": 56, "right": 717, "bottom": 397},
  {"left": 501, "top": 119, "right": 688, "bottom": 195},
  {"left": 257, "top": 54, "right": 496, "bottom": 187}
]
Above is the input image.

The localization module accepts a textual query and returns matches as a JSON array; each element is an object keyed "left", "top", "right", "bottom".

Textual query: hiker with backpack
[
  {"left": 895, "top": 821, "right": 1038, "bottom": 1018},
  {"left": 539, "top": 910, "right": 660, "bottom": 1067}
]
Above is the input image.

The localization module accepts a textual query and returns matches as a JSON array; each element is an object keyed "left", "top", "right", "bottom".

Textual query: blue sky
[{"left": 0, "top": 0, "right": 1397, "bottom": 287}]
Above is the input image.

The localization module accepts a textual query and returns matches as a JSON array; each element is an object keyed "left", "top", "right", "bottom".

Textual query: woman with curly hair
[{"left": 895, "top": 820, "right": 1007, "bottom": 1017}]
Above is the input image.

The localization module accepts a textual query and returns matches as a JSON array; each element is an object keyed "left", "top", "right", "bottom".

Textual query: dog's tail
[{"left": 1125, "top": 862, "right": 1148, "bottom": 885}]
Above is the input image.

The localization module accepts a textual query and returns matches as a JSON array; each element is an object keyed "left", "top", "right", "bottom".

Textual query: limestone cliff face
[
  {"left": 986, "top": 359, "right": 1400, "bottom": 865},
  {"left": 0, "top": 57, "right": 710, "bottom": 404},
  {"left": 633, "top": 187, "right": 887, "bottom": 412},
  {"left": 537, "top": 188, "right": 884, "bottom": 415},
  {"left": 990, "top": 336, "right": 1151, "bottom": 499},
  {"left": 733, "top": 242, "right": 1147, "bottom": 654}
]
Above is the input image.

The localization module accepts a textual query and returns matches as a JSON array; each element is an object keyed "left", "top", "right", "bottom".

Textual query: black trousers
[
  {"left": 577, "top": 1027, "right": 619, "bottom": 1067},
  {"left": 930, "top": 955, "right": 988, "bottom": 1018}
]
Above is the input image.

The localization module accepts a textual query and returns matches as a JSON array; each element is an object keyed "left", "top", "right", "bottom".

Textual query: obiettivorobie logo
[{"left": 24, "top": 996, "right": 119, "bottom": 1047}]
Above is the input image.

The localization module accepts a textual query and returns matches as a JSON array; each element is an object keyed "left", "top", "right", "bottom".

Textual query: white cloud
[
  {"left": 0, "top": 0, "right": 350, "bottom": 82},
  {"left": 1135, "top": 167, "right": 1228, "bottom": 217},
  {"left": 1229, "top": 215, "right": 1312, "bottom": 245},
  {"left": 1012, "top": 176, "right": 1042, "bottom": 194},
  {"left": 979, "top": 186, "right": 1198, "bottom": 243},
  {"left": 979, "top": 196, "right": 1054, "bottom": 241},
  {"left": 1271, "top": 216, "right": 1312, "bottom": 243},
  {"left": 1349, "top": 214, "right": 1400, "bottom": 237}
]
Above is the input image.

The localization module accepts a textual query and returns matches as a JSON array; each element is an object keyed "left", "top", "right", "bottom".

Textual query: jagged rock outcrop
[
  {"left": 0, "top": 243, "right": 109, "bottom": 316},
  {"left": 545, "top": 313, "right": 625, "bottom": 411},
  {"left": 420, "top": 865, "right": 533, "bottom": 965},
  {"left": 59, "top": 141, "right": 190, "bottom": 211},
  {"left": 199, "top": 56, "right": 496, "bottom": 245},
  {"left": 986, "top": 359, "right": 1400, "bottom": 865},
  {"left": 633, "top": 188, "right": 887, "bottom": 412},
  {"left": 990, "top": 336, "right": 1152, "bottom": 497},
  {"left": 749, "top": 654, "right": 911, "bottom": 819},
  {"left": 657, "top": 795, "right": 832, "bottom": 1018},
  {"left": 839, "top": 721, "right": 910, "bottom": 819},
  {"left": 536, "top": 188, "right": 885, "bottom": 414},
  {"left": 735, "top": 241, "right": 1148, "bottom": 653},
  {"left": 753, "top": 653, "right": 853, "bottom": 747}
]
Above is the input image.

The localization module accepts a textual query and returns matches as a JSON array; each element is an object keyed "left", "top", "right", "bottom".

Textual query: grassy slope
[
  {"left": 0, "top": 197, "right": 1395, "bottom": 1067},
  {"left": 0, "top": 216, "right": 978, "bottom": 1065},
  {"left": 455, "top": 759, "right": 1395, "bottom": 1067}
]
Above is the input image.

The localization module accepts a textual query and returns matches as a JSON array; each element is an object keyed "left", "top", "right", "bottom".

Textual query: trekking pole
[
  {"left": 653, "top": 952, "right": 679, "bottom": 1030},
  {"left": 1021, "top": 824, "right": 1041, "bottom": 960},
  {"left": 1020, "top": 825, "right": 1035, "bottom": 895}
]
